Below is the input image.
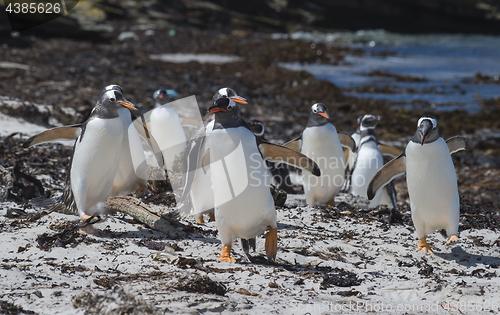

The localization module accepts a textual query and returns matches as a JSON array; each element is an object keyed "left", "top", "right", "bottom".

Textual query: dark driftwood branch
[{"left": 105, "top": 196, "right": 184, "bottom": 239}]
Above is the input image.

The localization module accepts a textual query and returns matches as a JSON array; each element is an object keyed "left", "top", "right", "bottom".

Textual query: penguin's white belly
[
  {"left": 301, "top": 124, "right": 345, "bottom": 205},
  {"left": 406, "top": 139, "right": 459, "bottom": 237},
  {"left": 209, "top": 127, "right": 276, "bottom": 243},
  {"left": 71, "top": 118, "right": 123, "bottom": 216},
  {"left": 112, "top": 109, "right": 147, "bottom": 196},
  {"left": 149, "top": 107, "right": 187, "bottom": 170},
  {"left": 351, "top": 140, "right": 384, "bottom": 207},
  {"left": 190, "top": 121, "right": 215, "bottom": 215}
]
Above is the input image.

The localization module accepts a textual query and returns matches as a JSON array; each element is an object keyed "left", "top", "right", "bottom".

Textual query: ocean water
[{"left": 277, "top": 30, "right": 500, "bottom": 113}]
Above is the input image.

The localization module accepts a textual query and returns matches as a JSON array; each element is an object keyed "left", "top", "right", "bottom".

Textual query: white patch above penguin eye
[
  {"left": 105, "top": 90, "right": 117, "bottom": 102},
  {"left": 417, "top": 116, "right": 438, "bottom": 129}
]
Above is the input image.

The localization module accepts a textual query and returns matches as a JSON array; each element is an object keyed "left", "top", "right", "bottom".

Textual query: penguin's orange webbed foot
[
  {"left": 79, "top": 214, "right": 103, "bottom": 235},
  {"left": 218, "top": 245, "right": 236, "bottom": 263},
  {"left": 196, "top": 216, "right": 205, "bottom": 224},
  {"left": 446, "top": 234, "right": 458, "bottom": 245},
  {"left": 265, "top": 227, "right": 278, "bottom": 262},
  {"left": 326, "top": 199, "right": 336, "bottom": 207},
  {"left": 417, "top": 237, "right": 433, "bottom": 254},
  {"left": 209, "top": 212, "right": 216, "bottom": 222},
  {"left": 135, "top": 185, "right": 147, "bottom": 197}
]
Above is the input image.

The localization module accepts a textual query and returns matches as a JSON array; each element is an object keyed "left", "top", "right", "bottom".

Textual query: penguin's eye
[
  {"left": 227, "top": 104, "right": 234, "bottom": 110},
  {"left": 110, "top": 97, "right": 116, "bottom": 102},
  {"left": 313, "top": 109, "right": 317, "bottom": 113}
]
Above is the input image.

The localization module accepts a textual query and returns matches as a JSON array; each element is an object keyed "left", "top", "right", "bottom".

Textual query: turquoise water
[{"left": 278, "top": 30, "right": 500, "bottom": 113}]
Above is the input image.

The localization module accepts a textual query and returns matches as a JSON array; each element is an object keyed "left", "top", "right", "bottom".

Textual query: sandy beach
[{"left": 1, "top": 5, "right": 500, "bottom": 313}]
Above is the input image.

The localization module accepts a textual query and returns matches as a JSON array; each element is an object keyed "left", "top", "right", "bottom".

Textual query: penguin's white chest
[
  {"left": 208, "top": 127, "right": 276, "bottom": 242},
  {"left": 351, "top": 139, "right": 384, "bottom": 205},
  {"left": 301, "top": 124, "right": 345, "bottom": 204},
  {"left": 149, "top": 106, "right": 187, "bottom": 170},
  {"left": 406, "top": 139, "right": 459, "bottom": 237},
  {"left": 71, "top": 117, "right": 124, "bottom": 215}
]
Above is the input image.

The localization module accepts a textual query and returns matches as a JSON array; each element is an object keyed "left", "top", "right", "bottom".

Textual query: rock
[{"left": 0, "top": 96, "right": 84, "bottom": 126}]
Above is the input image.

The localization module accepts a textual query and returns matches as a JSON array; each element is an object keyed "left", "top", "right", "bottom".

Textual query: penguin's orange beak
[
  {"left": 208, "top": 107, "right": 226, "bottom": 113},
  {"left": 318, "top": 112, "right": 329, "bottom": 119},
  {"left": 230, "top": 96, "right": 247, "bottom": 104},
  {"left": 117, "top": 100, "right": 137, "bottom": 111}
]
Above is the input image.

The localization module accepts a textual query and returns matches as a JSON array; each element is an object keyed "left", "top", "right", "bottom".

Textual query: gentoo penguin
[
  {"left": 350, "top": 114, "right": 397, "bottom": 208},
  {"left": 24, "top": 90, "right": 138, "bottom": 233},
  {"left": 149, "top": 89, "right": 187, "bottom": 171},
  {"left": 368, "top": 116, "right": 468, "bottom": 254},
  {"left": 184, "top": 87, "right": 248, "bottom": 224},
  {"left": 198, "top": 97, "right": 319, "bottom": 262},
  {"left": 248, "top": 119, "right": 295, "bottom": 194},
  {"left": 284, "top": 103, "right": 356, "bottom": 207},
  {"left": 102, "top": 85, "right": 148, "bottom": 197},
  {"left": 24, "top": 85, "right": 160, "bottom": 198}
]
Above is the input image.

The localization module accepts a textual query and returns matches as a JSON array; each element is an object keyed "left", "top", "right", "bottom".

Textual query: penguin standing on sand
[
  {"left": 24, "top": 89, "right": 138, "bottom": 233},
  {"left": 201, "top": 97, "right": 320, "bottom": 262},
  {"left": 149, "top": 89, "right": 186, "bottom": 171},
  {"left": 285, "top": 103, "right": 355, "bottom": 207},
  {"left": 350, "top": 114, "right": 385, "bottom": 207},
  {"left": 368, "top": 116, "right": 468, "bottom": 253},
  {"left": 184, "top": 88, "right": 247, "bottom": 224},
  {"left": 350, "top": 114, "right": 398, "bottom": 208},
  {"left": 102, "top": 85, "right": 149, "bottom": 197}
]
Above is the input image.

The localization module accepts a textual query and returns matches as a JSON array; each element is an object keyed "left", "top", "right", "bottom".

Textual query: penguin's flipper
[
  {"left": 283, "top": 136, "right": 302, "bottom": 152},
  {"left": 23, "top": 124, "right": 81, "bottom": 148},
  {"left": 201, "top": 149, "right": 210, "bottom": 173},
  {"left": 343, "top": 148, "right": 349, "bottom": 164},
  {"left": 446, "top": 136, "right": 469, "bottom": 155},
  {"left": 378, "top": 143, "right": 403, "bottom": 158},
  {"left": 367, "top": 152, "right": 406, "bottom": 200},
  {"left": 258, "top": 140, "right": 320, "bottom": 176},
  {"left": 180, "top": 135, "right": 206, "bottom": 203},
  {"left": 338, "top": 132, "right": 356, "bottom": 152},
  {"left": 132, "top": 114, "right": 165, "bottom": 168}
]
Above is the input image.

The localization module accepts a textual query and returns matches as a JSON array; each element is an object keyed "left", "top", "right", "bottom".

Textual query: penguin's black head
[
  {"left": 414, "top": 116, "right": 439, "bottom": 145},
  {"left": 212, "top": 87, "right": 247, "bottom": 104},
  {"left": 307, "top": 103, "right": 329, "bottom": 127},
  {"left": 99, "top": 90, "right": 137, "bottom": 111},
  {"left": 359, "top": 114, "right": 381, "bottom": 130},
  {"left": 248, "top": 119, "right": 265, "bottom": 137},
  {"left": 208, "top": 97, "right": 242, "bottom": 127},
  {"left": 154, "top": 89, "right": 179, "bottom": 105}
]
